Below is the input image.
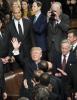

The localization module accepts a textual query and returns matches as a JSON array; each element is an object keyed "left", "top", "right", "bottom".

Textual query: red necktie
[{"left": 62, "top": 55, "right": 66, "bottom": 70}]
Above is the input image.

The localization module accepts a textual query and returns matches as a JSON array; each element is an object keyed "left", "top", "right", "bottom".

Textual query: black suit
[
  {"left": 0, "top": 31, "right": 10, "bottom": 72},
  {"left": 66, "top": 63, "right": 77, "bottom": 97},
  {"left": 0, "top": 60, "right": 6, "bottom": 100},
  {"left": 14, "top": 54, "right": 42, "bottom": 99},
  {"left": 51, "top": 51, "right": 77, "bottom": 100},
  {"left": 5, "top": 18, "right": 33, "bottom": 58},
  {"left": 51, "top": 51, "right": 77, "bottom": 74},
  {"left": 70, "top": 45, "right": 77, "bottom": 59},
  {"left": 65, "top": 63, "right": 77, "bottom": 100},
  {"left": 0, "top": 32, "right": 10, "bottom": 58},
  {"left": 47, "top": 13, "right": 69, "bottom": 60}
]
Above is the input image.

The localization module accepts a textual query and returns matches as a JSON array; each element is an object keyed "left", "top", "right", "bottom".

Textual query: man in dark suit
[
  {"left": 66, "top": 63, "right": 77, "bottom": 100},
  {"left": 68, "top": 29, "right": 77, "bottom": 58},
  {"left": 51, "top": 39, "right": 76, "bottom": 75},
  {"left": 31, "top": 1, "right": 48, "bottom": 60},
  {"left": 0, "top": 17, "right": 11, "bottom": 73},
  {"left": 0, "top": 60, "right": 7, "bottom": 100},
  {"left": 51, "top": 39, "right": 76, "bottom": 100},
  {"left": 11, "top": 37, "right": 52, "bottom": 99},
  {"left": 47, "top": 2, "right": 70, "bottom": 61},
  {"left": 67, "top": 29, "right": 77, "bottom": 100},
  {"left": 5, "top": 6, "right": 33, "bottom": 59}
]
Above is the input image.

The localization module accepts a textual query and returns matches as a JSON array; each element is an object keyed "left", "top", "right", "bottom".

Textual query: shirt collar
[
  {"left": 62, "top": 52, "right": 70, "bottom": 57},
  {"left": 72, "top": 42, "right": 77, "bottom": 50},
  {"left": 35, "top": 11, "right": 41, "bottom": 18},
  {"left": 14, "top": 18, "right": 22, "bottom": 23}
]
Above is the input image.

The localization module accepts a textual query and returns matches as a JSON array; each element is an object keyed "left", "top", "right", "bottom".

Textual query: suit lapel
[
  {"left": 73, "top": 46, "right": 77, "bottom": 52},
  {"left": 13, "top": 20, "right": 19, "bottom": 35},
  {"left": 34, "top": 14, "right": 42, "bottom": 24}
]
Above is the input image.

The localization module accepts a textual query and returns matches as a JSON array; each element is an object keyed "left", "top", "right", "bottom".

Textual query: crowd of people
[{"left": 0, "top": 0, "right": 77, "bottom": 100}]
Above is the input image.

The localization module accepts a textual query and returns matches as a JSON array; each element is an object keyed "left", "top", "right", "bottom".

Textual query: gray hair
[
  {"left": 61, "top": 39, "right": 71, "bottom": 49},
  {"left": 52, "top": 1, "right": 62, "bottom": 9}
]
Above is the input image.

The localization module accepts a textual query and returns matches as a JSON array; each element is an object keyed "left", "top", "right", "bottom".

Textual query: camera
[{"left": 49, "top": 11, "right": 56, "bottom": 21}]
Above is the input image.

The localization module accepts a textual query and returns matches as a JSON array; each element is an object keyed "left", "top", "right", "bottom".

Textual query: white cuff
[
  {"left": 12, "top": 49, "right": 19, "bottom": 55},
  {"left": 56, "top": 19, "right": 61, "bottom": 24}
]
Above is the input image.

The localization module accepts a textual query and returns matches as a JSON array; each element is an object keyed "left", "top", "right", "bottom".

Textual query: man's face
[
  {"left": 31, "top": 49, "right": 42, "bottom": 62},
  {"left": 13, "top": 8, "right": 21, "bottom": 20},
  {"left": 61, "top": 43, "right": 70, "bottom": 55},
  {"left": 32, "top": 2, "right": 41, "bottom": 14},
  {"left": 68, "top": 33, "right": 77, "bottom": 44}
]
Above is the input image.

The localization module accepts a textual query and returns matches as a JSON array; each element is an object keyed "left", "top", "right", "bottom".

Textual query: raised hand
[{"left": 11, "top": 37, "right": 21, "bottom": 50}]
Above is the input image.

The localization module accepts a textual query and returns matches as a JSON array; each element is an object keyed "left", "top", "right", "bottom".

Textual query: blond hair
[{"left": 31, "top": 47, "right": 42, "bottom": 52}]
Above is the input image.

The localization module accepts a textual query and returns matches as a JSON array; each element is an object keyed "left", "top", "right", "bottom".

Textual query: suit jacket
[
  {"left": 5, "top": 18, "right": 33, "bottom": 57},
  {"left": 51, "top": 51, "right": 77, "bottom": 74},
  {"left": 47, "top": 13, "right": 69, "bottom": 59},
  {"left": 0, "top": 31, "right": 10, "bottom": 58},
  {"left": 31, "top": 13, "right": 48, "bottom": 51},
  {"left": 66, "top": 63, "right": 77, "bottom": 96},
  {"left": 14, "top": 54, "right": 42, "bottom": 80},
  {"left": 0, "top": 60, "right": 5, "bottom": 99},
  {"left": 70, "top": 45, "right": 77, "bottom": 58}
]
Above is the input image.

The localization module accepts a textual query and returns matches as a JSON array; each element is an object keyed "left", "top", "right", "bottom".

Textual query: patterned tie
[{"left": 62, "top": 55, "right": 66, "bottom": 70}]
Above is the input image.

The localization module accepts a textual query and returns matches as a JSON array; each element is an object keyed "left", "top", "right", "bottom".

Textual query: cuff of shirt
[
  {"left": 56, "top": 19, "right": 61, "bottom": 24},
  {"left": 12, "top": 49, "right": 19, "bottom": 55}
]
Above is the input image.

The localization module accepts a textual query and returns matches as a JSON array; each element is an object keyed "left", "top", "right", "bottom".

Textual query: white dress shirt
[{"left": 14, "top": 19, "right": 24, "bottom": 34}]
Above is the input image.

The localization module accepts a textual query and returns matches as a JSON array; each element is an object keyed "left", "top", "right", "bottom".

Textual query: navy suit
[{"left": 31, "top": 13, "right": 48, "bottom": 60}]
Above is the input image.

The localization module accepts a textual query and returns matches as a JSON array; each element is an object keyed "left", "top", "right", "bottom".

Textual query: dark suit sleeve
[
  {"left": 14, "top": 52, "right": 32, "bottom": 80},
  {"left": 33, "top": 16, "right": 47, "bottom": 35},
  {"left": 29, "top": 21, "right": 36, "bottom": 46},
  {"left": 4, "top": 23, "right": 13, "bottom": 57},
  {"left": 57, "top": 14, "right": 70, "bottom": 33},
  {"left": 14, "top": 53, "right": 25, "bottom": 70},
  {"left": 0, "top": 60, "right": 6, "bottom": 93},
  {"left": 66, "top": 65, "right": 73, "bottom": 97}
]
